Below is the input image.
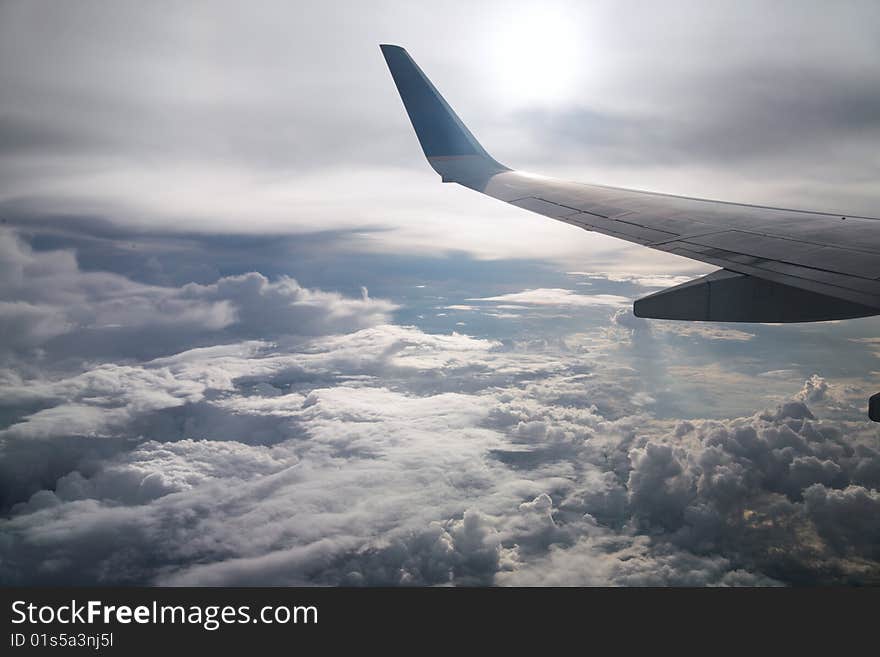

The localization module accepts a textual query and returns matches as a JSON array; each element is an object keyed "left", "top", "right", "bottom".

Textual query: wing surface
[{"left": 381, "top": 44, "right": 880, "bottom": 321}]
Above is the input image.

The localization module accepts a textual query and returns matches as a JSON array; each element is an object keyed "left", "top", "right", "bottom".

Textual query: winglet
[{"left": 380, "top": 44, "right": 507, "bottom": 183}]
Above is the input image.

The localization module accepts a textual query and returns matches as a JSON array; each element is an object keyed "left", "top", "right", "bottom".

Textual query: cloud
[
  {"left": 0, "top": 229, "right": 396, "bottom": 361},
  {"left": 0, "top": 376, "right": 515, "bottom": 585},
  {"left": 2, "top": 0, "right": 879, "bottom": 271},
  {"left": 568, "top": 271, "right": 695, "bottom": 289},
  {"left": 468, "top": 288, "right": 629, "bottom": 308},
  {"left": 657, "top": 323, "right": 755, "bottom": 342},
  {"left": 0, "top": 301, "right": 72, "bottom": 348},
  {"left": 180, "top": 273, "right": 396, "bottom": 337},
  {"left": 495, "top": 530, "right": 781, "bottom": 587},
  {"left": 0, "top": 230, "right": 400, "bottom": 509},
  {"left": 796, "top": 374, "right": 831, "bottom": 403},
  {"left": 3, "top": 293, "right": 879, "bottom": 585},
  {"left": 4, "top": 218, "right": 877, "bottom": 584},
  {"left": 610, "top": 307, "right": 651, "bottom": 335},
  {"left": 804, "top": 484, "right": 880, "bottom": 559},
  {"left": 2, "top": 2, "right": 880, "bottom": 588}
]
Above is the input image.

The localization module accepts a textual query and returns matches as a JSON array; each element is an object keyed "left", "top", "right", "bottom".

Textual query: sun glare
[{"left": 491, "top": 8, "right": 582, "bottom": 106}]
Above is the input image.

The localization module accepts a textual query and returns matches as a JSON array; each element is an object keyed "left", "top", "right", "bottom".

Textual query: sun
[{"left": 491, "top": 8, "right": 582, "bottom": 106}]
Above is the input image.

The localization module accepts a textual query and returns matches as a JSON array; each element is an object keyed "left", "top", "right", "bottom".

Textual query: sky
[{"left": 1, "top": 0, "right": 880, "bottom": 585}]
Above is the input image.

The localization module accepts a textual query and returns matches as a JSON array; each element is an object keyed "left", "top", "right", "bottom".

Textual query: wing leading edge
[{"left": 380, "top": 44, "right": 880, "bottom": 323}]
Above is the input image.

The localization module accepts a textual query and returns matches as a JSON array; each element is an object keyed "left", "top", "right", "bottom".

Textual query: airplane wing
[{"left": 380, "top": 44, "right": 880, "bottom": 324}]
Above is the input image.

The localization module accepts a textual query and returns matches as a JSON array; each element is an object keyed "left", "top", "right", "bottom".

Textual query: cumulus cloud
[
  {"left": 609, "top": 307, "right": 754, "bottom": 345},
  {"left": 2, "top": 219, "right": 877, "bottom": 586},
  {"left": 610, "top": 308, "right": 651, "bottom": 338},
  {"left": 2, "top": 294, "right": 878, "bottom": 586},
  {"left": 496, "top": 531, "right": 781, "bottom": 587},
  {"left": 0, "top": 376, "right": 514, "bottom": 585},
  {"left": 796, "top": 374, "right": 830, "bottom": 403},
  {"left": 0, "top": 230, "right": 235, "bottom": 339},
  {"left": 0, "top": 229, "right": 402, "bottom": 509},
  {"left": 0, "top": 229, "right": 396, "bottom": 362},
  {"left": 803, "top": 484, "right": 880, "bottom": 559}
]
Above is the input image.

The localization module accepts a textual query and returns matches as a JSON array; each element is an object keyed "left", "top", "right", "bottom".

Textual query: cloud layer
[
  {"left": 3, "top": 1, "right": 878, "bottom": 263},
  {"left": 2, "top": 249, "right": 879, "bottom": 585},
  {"left": 0, "top": 229, "right": 395, "bottom": 363}
]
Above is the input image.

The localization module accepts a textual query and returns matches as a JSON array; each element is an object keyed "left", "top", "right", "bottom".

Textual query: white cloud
[
  {"left": 468, "top": 288, "right": 629, "bottom": 308},
  {"left": 0, "top": 229, "right": 396, "bottom": 361},
  {"left": 1, "top": 227, "right": 879, "bottom": 586},
  {"left": 2, "top": 302, "right": 877, "bottom": 586},
  {"left": 568, "top": 271, "right": 696, "bottom": 289},
  {"left": 657, "top": 323, "right": 755, "bottom": 342}
]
